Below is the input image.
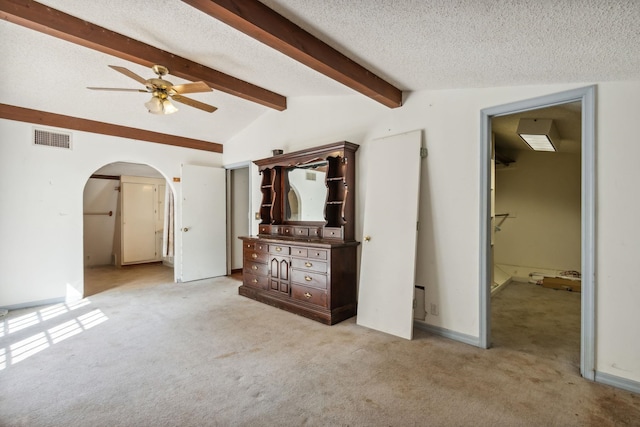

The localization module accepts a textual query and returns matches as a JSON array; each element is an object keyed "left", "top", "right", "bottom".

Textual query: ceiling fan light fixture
[
  {"left": 145, "top": 96, "right": 162, "bottom": 114},
  {"left": 517, "top": 118, "right": 560, "bottom": 152},
  {"left": 91, "top": 65, "right": 215, "bottom": 114},
  {"left": 145, "top": 95, "right": 178, "bottom": 115},
  {"left": 161, "top": 99, "right": 178, "bottom": 115}
]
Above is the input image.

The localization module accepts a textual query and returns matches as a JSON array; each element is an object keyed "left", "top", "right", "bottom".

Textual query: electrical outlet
[{"left": 430, "top": 303, "right": 438, "bottom": 316}]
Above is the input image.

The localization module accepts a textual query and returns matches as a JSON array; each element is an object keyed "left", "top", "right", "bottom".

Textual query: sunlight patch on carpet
[{"left": 0, "top": 299, "right": 108, "bottom": 370}]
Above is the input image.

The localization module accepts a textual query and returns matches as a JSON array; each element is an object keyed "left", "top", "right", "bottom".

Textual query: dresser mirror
[{"left": 285, "top": 161, "right": 328, "bottom": 222}]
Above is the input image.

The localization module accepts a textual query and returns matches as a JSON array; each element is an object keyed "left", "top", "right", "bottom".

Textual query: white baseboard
[
  {"left": 1, "top": 297, "right": 66, "bottom": 312},
  {"left": 595, "top": 371, "right": 640, "bottom": 394},
  {"left": 414, "top": 320, "right": 481, "bottom": 347}
]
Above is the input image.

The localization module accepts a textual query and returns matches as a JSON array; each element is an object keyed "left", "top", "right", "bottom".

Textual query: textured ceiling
[
  {"left": 1, "top": 0, "right": 639, "bottom": 146},
  {"left": 261, "top": 0, "right": 640, "bottom": 90}
]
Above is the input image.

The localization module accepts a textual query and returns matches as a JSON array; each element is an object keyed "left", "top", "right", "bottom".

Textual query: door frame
[
  {"left": 479, "top": 85, "right": 596, "bottom": 380},
  {"left": 225, "top": 161, "right": 254, "bottom": 275}
]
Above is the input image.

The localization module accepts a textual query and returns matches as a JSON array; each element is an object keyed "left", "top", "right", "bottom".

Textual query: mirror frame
[{"left": 253, "top": 141, "right": 359, "bottom": 241}]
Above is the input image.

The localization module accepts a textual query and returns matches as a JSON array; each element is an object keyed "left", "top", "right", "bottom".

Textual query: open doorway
[
  {"left": 480, "top": 86, "right": 596, "bottom": 380},
  {"left": 226, "top": 163, "right": 252, "bottom": 276},
  {"left": 490, "top": 103, "right": 582, "bottom": 370},
  {"left": 83, "top": 162, "right": 175, "bottom": 296}
]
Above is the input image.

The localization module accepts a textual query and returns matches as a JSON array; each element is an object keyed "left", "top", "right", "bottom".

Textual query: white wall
[
  {"left": 83, "top": 178, "right": 119, "bottom": 266},
  {"left": 0, "top": 120, "right": 222, "bottom": 307},
  {"left": 494, "top": 151, "right": 581, "bottom": 271},
  {"left": 223, "top": 81, "right": 640, "bottom": 384},
  {"left": 595, "top": 82, "right": 640, "bottom": 384}
]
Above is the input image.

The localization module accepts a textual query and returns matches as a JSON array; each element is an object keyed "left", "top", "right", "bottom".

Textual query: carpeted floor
[{"left": 0, "top": 265, "right": 638, "bottom": 426}]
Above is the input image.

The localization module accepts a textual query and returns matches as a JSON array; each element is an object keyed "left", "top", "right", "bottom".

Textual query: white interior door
[
  {"left": 180, "top": 164, "right": 226, "bottom": 282},
  {"left": 357, "top": 130, "right": 422, "bottom": 339},
  {"left": 122, "top": 182, "right": 156, "bottom": 263}
]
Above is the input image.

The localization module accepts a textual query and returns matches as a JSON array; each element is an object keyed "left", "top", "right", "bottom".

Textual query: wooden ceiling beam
[
  {"left": 0, "top": 103, "right": 223, "bottom": 153},
  {"left": 0, "top": 0, "right": 286, "bottom": 110},
  {"left": 182, "top": 0, "right": 403, "bottom": 108}
]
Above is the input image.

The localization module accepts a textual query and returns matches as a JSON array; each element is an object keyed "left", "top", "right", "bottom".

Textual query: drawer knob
[
  {"left": 252, "top": 265, "right": 258, "bottom": 270},
  {"left": 305, "top": 262, "right": 312, "bottom": 267},
  {"left": 305, "top": 276, "right": 312, "bottom": 282},
  {"left": 251, "top": 253, "right": 257, "bottom": 259},
  {"left": 252, "top": 279, "right": 258, "bottom": 283},
  {"left": 276, "top": 247, "right": 282, "bottom": 252},
  {"left": 304, "top": 292, "right": 312, "bottom": 298}
]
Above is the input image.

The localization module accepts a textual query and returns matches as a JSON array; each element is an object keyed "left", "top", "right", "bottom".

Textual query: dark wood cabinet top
[{"left": 239, "top": 235, "right": 360, "bottom": 248}]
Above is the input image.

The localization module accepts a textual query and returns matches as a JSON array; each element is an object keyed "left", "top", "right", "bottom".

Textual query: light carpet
[{"left": 1, "top": 265, "right": 638, "bottom": 426}]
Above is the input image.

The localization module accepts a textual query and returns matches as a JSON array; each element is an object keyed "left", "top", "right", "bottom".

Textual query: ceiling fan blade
[
  {"left": 108, "top": 65, "right": 148, "bottom": 85},
  {"left": 170, "top": 81, "right": 212, "bottom": 95},
  {"left": 171, "top": 95, "right": 217, "bottom": 113},
  {"left": 87, "top": 87, "right": 148, "bottom": 92}
]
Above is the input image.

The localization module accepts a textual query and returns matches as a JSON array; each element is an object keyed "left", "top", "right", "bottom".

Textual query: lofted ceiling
[{"left": 1, "top": 1, "right": 639, "bottom": 149}]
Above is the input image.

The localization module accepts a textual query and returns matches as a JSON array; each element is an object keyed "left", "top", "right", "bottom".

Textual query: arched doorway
[{"left": 83, "top": 161, "right": 175, "bottom": 296}]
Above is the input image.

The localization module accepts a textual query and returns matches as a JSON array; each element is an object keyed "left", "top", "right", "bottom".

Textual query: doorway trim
[
  {"left": 225, "top": 160, "right": 254, "bottom": 275},
  {"left": 479, "top": 85, "right": 596, "bottom": 380}
]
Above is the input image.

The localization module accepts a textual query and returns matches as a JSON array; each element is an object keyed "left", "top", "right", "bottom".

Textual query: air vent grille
[{"left": 33, "top": 128, "right": 72, "bottom": 149}]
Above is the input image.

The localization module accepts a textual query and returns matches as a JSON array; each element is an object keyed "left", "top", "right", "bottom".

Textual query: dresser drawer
[
  {"left": 258, "top": 225, "right": 281, "bottom": 235},
  {"left": 291, "top": 269, "right": 327, "bottom": 289},
  {"left": 291, "top": 258, "right": 328, "bottom": 274},
  {"left": 244, "top": 250, "right": 269, "bottom": 263},
  {"left": 307, "top": 249, "right": 327, "bottom": 260},
  {"left": 323, "top": 227, "right": 343, "bottom": 239},
  {"left": 245, "top": 241, "right": 268, "bottom": 252},
  {"left": 269, "top": 244, "right": 290, "bottom": 255},
  {"left": 290, "top": 247, "right": 308, "bottom": 257},
  {"left": 244, "top": 272, "right": 269, "bottom": 290},
  {"left": 244, "top": 261, "right": 268, "bottom": 276},
  {"left": 280, "top": 226, "right": 293, "bottom": 237},
  {"left": 291, "top": 284, "right": 328, "bottom": 308},
  {"left": 291, "top": 226, "right": 322, "bottom": 237},
  {"left": 292, "top": 226, "right": 309, "bottom": 237}
]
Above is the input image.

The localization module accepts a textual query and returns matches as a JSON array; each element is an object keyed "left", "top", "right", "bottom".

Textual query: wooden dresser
[
  {"left": 238, "top": 141, "right": 359, "bottom": 325},
  {"left": 239, "top": 237, "right": 358, "bottom": 325}
]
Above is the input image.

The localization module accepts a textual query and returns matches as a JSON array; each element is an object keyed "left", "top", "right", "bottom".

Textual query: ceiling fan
[{"left": 88, "top": 65, "right": 217, "bottom": 115}]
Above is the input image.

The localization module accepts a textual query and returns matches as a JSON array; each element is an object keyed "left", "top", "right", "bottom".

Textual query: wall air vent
[{"left": 33, "top": 128, "right": 72, "bottom": 149}]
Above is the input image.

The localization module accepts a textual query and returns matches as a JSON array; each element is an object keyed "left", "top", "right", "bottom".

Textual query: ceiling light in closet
[{"left": 517, "top": 118, "right": 560, "bottom": 152}]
